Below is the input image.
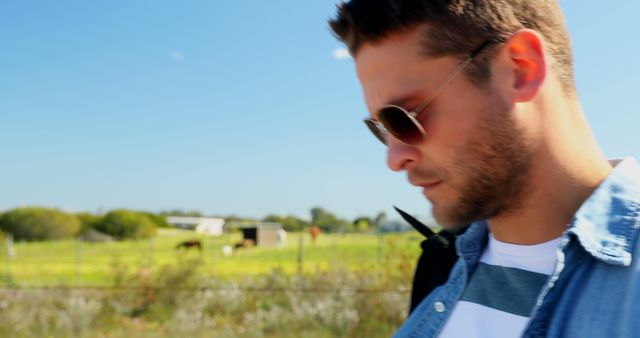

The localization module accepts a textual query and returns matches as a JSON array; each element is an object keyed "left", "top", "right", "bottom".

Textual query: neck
[{"left": 488, "top": 100, "right": 613, "bottom": 245}]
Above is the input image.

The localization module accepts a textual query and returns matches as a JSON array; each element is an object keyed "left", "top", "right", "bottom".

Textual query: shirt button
[{"left": 434, "top": 301, "right": 446, "bottom": 313}]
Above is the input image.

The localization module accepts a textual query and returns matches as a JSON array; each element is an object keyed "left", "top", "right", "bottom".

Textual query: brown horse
[
  {"left": 175, "top": 239, "right": 202, "bottom": 251},
  {"left": 310, "top": 225, "right": 320, "bottom": 244}
]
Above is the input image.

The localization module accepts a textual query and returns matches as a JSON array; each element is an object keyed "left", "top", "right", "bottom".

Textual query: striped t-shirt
[{"left": 437, "top": 234, "right": 561, "bottom": 338}]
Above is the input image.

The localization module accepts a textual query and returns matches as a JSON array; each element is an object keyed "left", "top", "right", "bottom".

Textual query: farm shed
[
  {"left": 166, "top": 216, "right": 225, "bottom": 236},
  {"left": 239, "top": 222, "right": 286, "bottom": 247}
]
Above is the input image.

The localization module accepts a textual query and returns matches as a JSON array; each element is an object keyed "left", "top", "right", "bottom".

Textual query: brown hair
[{"left": 329, "top": 0, "right": 575, "bottom": 94}]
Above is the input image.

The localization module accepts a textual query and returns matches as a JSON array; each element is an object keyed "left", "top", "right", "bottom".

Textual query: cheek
[{"left": 423, "top": 101, "right": 480, "bottom": 161}]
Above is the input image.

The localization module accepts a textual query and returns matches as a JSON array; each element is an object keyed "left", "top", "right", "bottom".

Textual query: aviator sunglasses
[{"left": 364, "top": 41, "right": 492, "bottom": 145}]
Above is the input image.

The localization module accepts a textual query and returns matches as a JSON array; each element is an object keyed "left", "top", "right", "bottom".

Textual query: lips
[
  {"left": 409, "top": 174, "right": 443, "bottom": 196},
  {"left": 420, "top": 181, "right": 441, "bottom": 189},
  {"left": 409, "top": 177, "right": 441, "bottom": 188},
  {"left": 414, "top": 180, "right": 442, "bottom": 197},
  {"left": 418, "top": 181, "right": 442, "bottom": 190}
]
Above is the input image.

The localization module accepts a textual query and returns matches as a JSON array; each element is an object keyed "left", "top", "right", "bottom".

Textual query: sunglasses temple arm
[
  {"left": 413, "top": 55, "right": 476, "bottom": 114},
  {"left": 413, "top": 40, "right": 492, "bottom": 114}
]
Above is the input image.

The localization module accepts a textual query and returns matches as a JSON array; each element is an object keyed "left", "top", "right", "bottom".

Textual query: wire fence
[
  {"left": 0, "top": 286, "right": 411, "bottom": 294},
  {"left": 0, "top": 231, "right": 421, "bottom": 290}
]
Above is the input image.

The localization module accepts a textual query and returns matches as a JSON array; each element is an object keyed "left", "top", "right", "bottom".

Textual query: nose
[{"left": 387, "top": 136, "right": 419, "bottom": 172}]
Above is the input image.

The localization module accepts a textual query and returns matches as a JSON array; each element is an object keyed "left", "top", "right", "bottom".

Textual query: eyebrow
[
  {"left": 386, "top": 91, "right": 427, "bottom": 111},
  {"left": 372, "top": 94, "right": 420, "bottom": 120}
]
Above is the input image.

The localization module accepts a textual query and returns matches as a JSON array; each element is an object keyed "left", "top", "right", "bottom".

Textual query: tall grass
[
  {"left": 0, "top": 231, "right": 423, "bottom": 337},
  {"left": 0, "top": 257, "right": 415, "bottom": 337}
]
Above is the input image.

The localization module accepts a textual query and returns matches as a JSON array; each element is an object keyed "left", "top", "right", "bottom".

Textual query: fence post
[
  {"left": 210, "top": 236, "right": 216, "bottom": 268},
  {"left": 4, "top": 234, "right": 14, "bottom": 285},
  {"left": 378, "top": 232, "right": 384, "bottom": 284},
  {"left": 148, "top": 237, "right": 155, "bottom": 270},
  {"left": 76, "top": 237, "right": 83, "bottom": 287},
  {"left": 297, "top": 234, "right": 304, "bottom": 287}
]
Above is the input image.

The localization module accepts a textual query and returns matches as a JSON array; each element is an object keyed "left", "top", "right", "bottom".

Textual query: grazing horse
[
  {"left": 310, "top": 225, "right": 320, "bottom": 244},
  {"left": 175, "top": 239, "right": 203, "bottom": 251}
]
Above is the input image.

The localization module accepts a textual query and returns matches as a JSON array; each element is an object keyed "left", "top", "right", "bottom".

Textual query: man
[{"left": 329, "top": 1, "right": 640, "bottom": 337}]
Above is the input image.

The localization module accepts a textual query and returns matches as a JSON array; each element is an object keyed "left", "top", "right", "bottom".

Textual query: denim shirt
[{"left": 394, "top": 158, "right": 640, "bottom": 338}]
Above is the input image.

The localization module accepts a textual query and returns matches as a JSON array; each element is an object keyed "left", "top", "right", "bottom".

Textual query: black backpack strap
[
  {"left": 394, "top": 206, "right": 435, "bottom": 238},
  {"left": 394, "top": 206, "right": 466, "bottom": 314}
]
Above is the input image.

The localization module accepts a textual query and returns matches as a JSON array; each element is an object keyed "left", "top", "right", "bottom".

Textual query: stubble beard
[{"left": 435, "top": 103, "right": 533, "bottom": 231}]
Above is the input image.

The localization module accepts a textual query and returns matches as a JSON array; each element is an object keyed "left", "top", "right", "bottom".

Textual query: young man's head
[{"left": 330, "top": 0, "right": 580, "bottom": 229}]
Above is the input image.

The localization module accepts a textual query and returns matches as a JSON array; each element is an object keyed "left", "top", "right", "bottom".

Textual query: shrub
[
  {"left": 262, "top": 214, "right": 309, "bottom": 232},
  {"left": 93, "top": 209, "right": 156, "bottom": 240},
  {"left": 142, "top": 212, "right": 171, "bottom": 228},
  {"left": 0, "top": 207, "right": 81, "bottom": 241},
  {"left": 76, "top": 212, "right": 100, "bottom": 233}
]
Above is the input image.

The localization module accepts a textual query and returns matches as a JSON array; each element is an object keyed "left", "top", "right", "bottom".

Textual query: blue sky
[{"left": 1, "top": 1, "right": 638, "bottom": 222}]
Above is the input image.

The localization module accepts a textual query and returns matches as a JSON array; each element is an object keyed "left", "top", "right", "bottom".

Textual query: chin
[
  {"left": 432, "top": 206, "right": 456, "bottom": 228},
  {"left": 432, "top": 205, "right": 472, "bottom": 233}
]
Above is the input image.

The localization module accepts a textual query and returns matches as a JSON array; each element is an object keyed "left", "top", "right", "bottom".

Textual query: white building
[{"left": 166, "top": 216, "right": 225, "bottom": 236}]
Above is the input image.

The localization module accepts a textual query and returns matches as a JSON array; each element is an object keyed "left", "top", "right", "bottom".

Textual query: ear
[{"left": 504, "top": 29, "right": 547, "bottom": 102}]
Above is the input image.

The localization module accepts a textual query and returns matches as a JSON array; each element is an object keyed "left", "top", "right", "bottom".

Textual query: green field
[{"left": 1, "top": 228, "right": 423, "bottom": 287}]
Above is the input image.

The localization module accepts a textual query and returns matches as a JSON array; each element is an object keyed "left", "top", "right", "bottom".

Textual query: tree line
[{"left": 0, "top": 206, "right": 389, "bottom": 242}]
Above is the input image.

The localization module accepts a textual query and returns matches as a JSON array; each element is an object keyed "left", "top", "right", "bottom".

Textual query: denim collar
[
  {"left": 457, "top": 158, "right": 640, "bottom": 267},
  {"left": 569, "top": 158, "right": 640, "bottom": 266}
]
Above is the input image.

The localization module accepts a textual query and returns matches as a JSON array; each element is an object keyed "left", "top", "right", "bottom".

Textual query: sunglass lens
[
  {"left": 379, "top": 106, "right": 423, "bottom": 144},
  {"left": 364, "top": 119, "right": 388, "bottom": 145}
]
